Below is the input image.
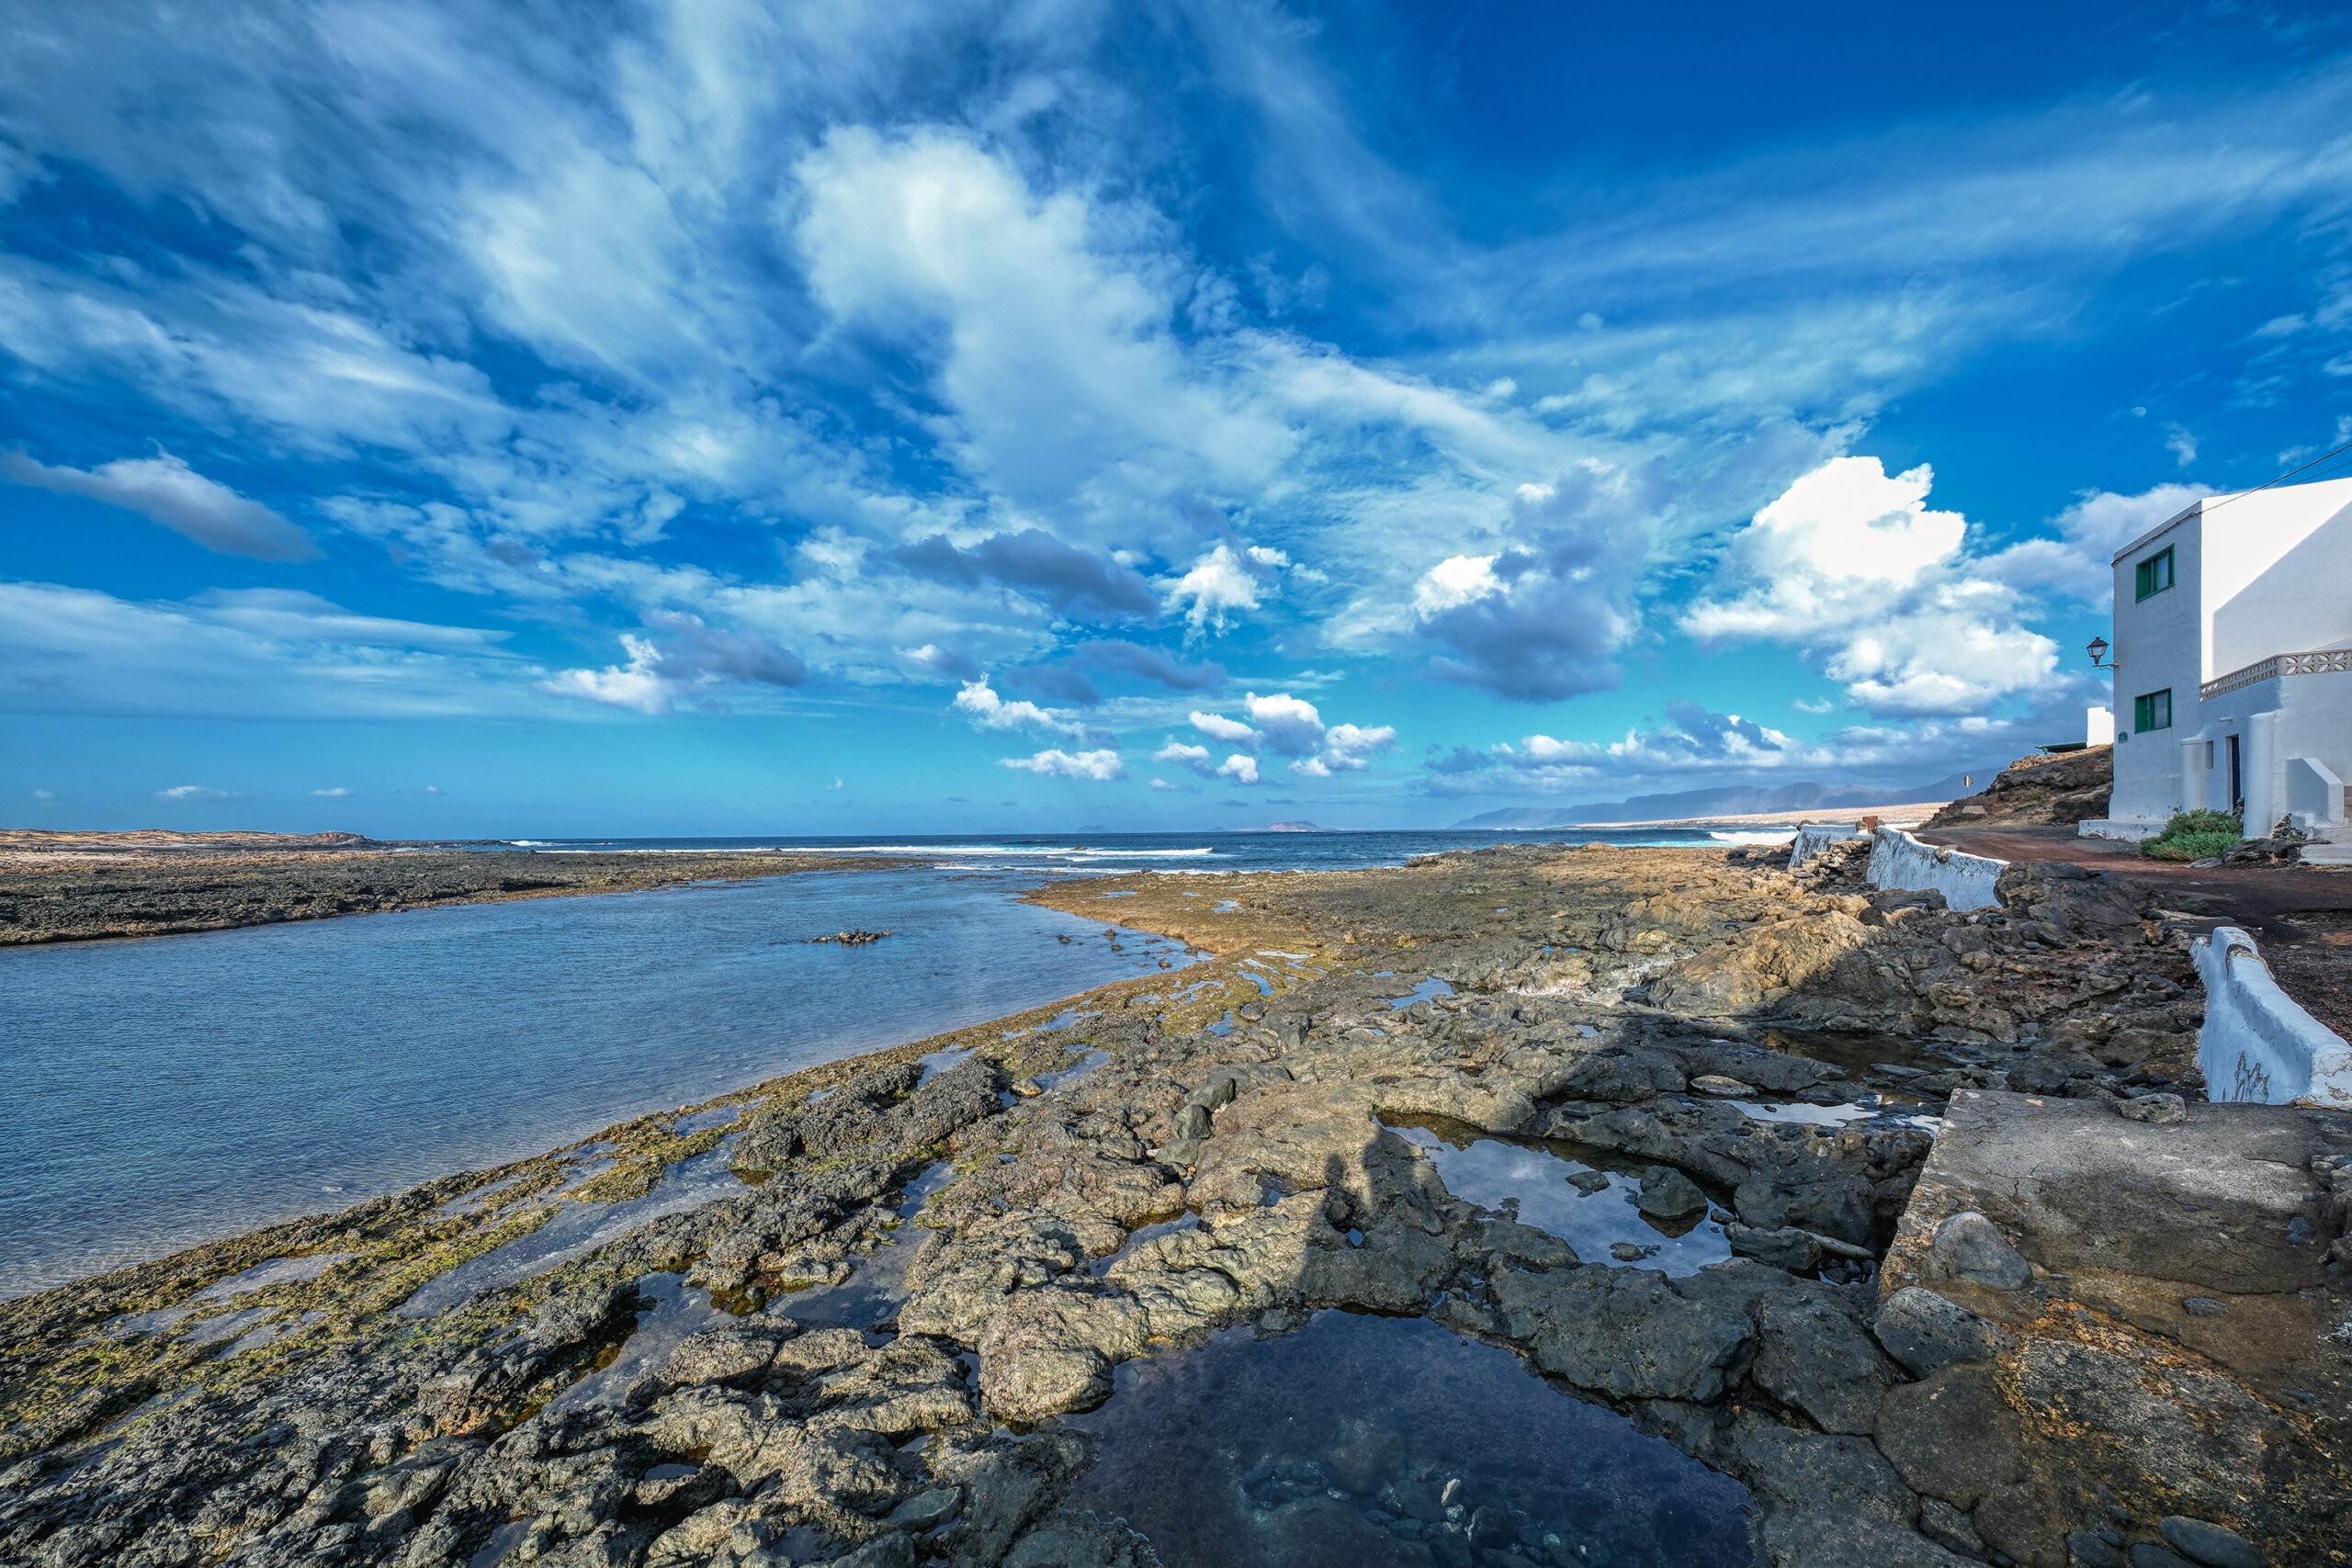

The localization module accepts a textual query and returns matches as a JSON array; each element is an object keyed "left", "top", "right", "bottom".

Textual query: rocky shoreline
[
  {"left": 2, "top": 842, "right": 2346, "bottom": 1568},
  {"left": 0, "top": 847, "right": 913, "bottom": 946}
]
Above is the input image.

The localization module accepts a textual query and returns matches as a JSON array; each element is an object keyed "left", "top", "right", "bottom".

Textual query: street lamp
[{"left": 2086, "top": 636, "right": 2113, "bottom": 670}]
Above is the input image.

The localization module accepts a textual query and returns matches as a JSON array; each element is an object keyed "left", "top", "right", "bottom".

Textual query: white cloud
[
  {"left": 1148, "top": 776, "right": 1182, "bottom": 792},
  {"left": 1243, "top": 691, "right": 1328, "bottom": 756},
  {"left": 1413, "top": 554, "right": 1499, "bottom": 615},
  {"left": 1164, "top": 544, "right": 1272, "bottom": 634},
  {"left": 541, "top": 635, "right": 670, "bottom": 714},
  {"left": 1682, "top": 456, "right": 2057, "bottom": 717},
  {"left": 31, "top": 789, "right": 55, "bottom": 800},
  {"left": 1001, "top": 747, "right": 1125, "bottom": 781},
  {"left": 1182, "top": 695, "right": 1396, "bottom": 778},
  {"left": 539, "top": 614, "right": 808, "bottom": 716},
  {"left": 2165, "top": 424, "right": 2199, "bottom": 466},
  {"left": 155, "top": 784, "right": 233, "bottom": 801},
  {"left": 311, "top": 786, "right": 351, "bottom": 796},
  {"left": 1791, "top": 697, "right": 1835, "bottom": 714},
  {"left": 1188, "top": 710, "right": 1257, "bottom": 744},
  {"left": 950, "top": 679, "right": 1099, "bottom": 743},
  {"left": 1982, "top": 481, "right": 2210, "bottom": 606},
  {"left": 4, "top": 449, "right": 322, "bottom": 561}
]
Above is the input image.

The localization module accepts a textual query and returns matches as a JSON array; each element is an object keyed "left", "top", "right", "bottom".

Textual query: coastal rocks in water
[
  {"left": 1635, "top": 1166, "right": 1710, "bottom": 1220},
  {"left": 1926, "top": 1211, "right": 2031, "bottom": 1292},
  {"left": 1487, "top": 1264, "right": 1754, "bottom": 1404},
  {"left": 732, "top": 1056, "right": 1001, "bottom": 1175},
  {"left": 809, "top": 929, "right": 894, "bottom": 945}
]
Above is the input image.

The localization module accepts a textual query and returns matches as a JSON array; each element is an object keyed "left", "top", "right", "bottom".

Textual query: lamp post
[{"left": 2086, "top": 636, "right": 2113, "bottom": 671}]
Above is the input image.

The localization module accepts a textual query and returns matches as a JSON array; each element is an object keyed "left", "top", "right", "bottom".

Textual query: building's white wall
[
  {"left": 2086, "top": 706, "right": 2114, "bottom": 745},
  {"left": 2109, "top": 510, "right": 2203, "bottom": 821},
  {"left": 2200, "top": 476, "right": 2352, "bottom": 678},
  {"left": 2104, "top": 479, "right": 2352, "bottom": 828}
]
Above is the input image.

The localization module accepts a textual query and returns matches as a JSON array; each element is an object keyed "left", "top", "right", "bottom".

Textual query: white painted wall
[
  {"left": 2104, "top": 478, "right": 2352, "bottom": 829},
  {"left": 2109, "top": 503, "right": 2203, "bottom": 822},
  {"left": 1864, "top": 827, "right": 2006, "bottom": 911},
  {"left": 2086, "top": 706, "right": 2114, "bottom": 745},
  {"left": 2200, "top": 476, "right": 2352, "bottom": 677},
  {"left": 1790, "top": 823, "right": 1863, "bottom": 866},
  {"left": 2195, "top": 926, "right": 2352, "bottom": 1109}
]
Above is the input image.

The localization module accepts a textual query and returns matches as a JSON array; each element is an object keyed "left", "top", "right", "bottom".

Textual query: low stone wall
[
  {"left": 1864, "top": 827, "right": 2007, "bottom": 911},
  {"left": 2195, "top": 926, "right": 2352, "bottom": 1108},
  {"left": 1789, "top": 822, "right": 1861, "bottom": 867}
]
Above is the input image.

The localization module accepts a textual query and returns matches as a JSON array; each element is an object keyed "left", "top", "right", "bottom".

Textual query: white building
[{"left": 2082, "top": 475, "right": 2352, "bottom": 845}]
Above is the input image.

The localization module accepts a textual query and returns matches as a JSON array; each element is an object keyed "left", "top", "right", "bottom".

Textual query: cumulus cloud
[
  {"left": 1148, "top": 776, "right": 1181, "bottom": 792},
  {"left": 1001, "top": 747, "right": 1125, "bottom": 781},
  {"left": 3, "top": 449, "right": 321, "bottom": 561},
  {"left": 889, "top": 529, "right": 1158, "bottom": 620},
  {"left": 311, "top": 786, "right": 351, "bottom": 796},
  {"left": 155, "top": 784, "right": 234, "bottom": 800},
  {"left": 1683, "top": 457, "right": 2057, "bottom": 716},
  {"left": 1180, "top": 693, "right": 1398, "bottom": 778},
  {"left": 1189, "top": 710, "right": 1258, "bottom": 744},
  {"left": 1164, "top": 543, "right": 1283, "bottom": 634},
  {"left": 1412, "top": 466, "right": 1657, "bottom": 702},
  {"left": 1153, "top": 738, "right": 1261, "bottom": 784},
  {"left": 543, "top": 614, "right": 806, "bottom": 715},
  {"left": 949, "top": 679, "right": 1104, "bottom": 743}
]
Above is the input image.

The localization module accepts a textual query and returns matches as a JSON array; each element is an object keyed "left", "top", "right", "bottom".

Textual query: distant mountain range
[{"left": 1449, "top": 771, "right": 1994, "bottom": 829}]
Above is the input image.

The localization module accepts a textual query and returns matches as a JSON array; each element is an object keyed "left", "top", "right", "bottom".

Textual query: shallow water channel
[
  {"left": 2, "top": 868, "right": 1184, "bottom": 1299},
  {"left": 1063, "top": 1309, "right": 1755, "bottom": 1568}
]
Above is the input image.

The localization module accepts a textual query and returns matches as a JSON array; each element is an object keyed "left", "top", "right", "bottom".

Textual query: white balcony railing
[{"left": 2200, "top": 647, "right": 2352, "bottom": 702}]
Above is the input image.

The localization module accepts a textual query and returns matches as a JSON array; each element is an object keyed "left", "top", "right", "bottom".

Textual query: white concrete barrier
[
  {"left": 1864, "top": 827, "right": 2007, "bottom": 912},
  {"left": 2195, "top": 927, "right": 2352, "bottom": 1109},
  {"left": 1790, "top": 823, "right": 1863, "bottom": 867}
]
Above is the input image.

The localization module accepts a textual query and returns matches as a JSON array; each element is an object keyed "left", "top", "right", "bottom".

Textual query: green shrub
[{"left": 2140, "top": 808, "right": 2242, "bottom": 862}]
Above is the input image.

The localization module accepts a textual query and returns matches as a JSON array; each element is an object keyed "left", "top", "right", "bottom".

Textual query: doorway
[{"left": 2226, "top": 733, "right": 2243, "bottom": 818}]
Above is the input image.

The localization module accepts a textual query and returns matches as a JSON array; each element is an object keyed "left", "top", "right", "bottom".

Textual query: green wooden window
[
  {"left": 2134, "top": 547, "right": 2175, "bottom": 601},
  {"left": 2133, "top": 689, "right": 2172, "bottom": 733}
]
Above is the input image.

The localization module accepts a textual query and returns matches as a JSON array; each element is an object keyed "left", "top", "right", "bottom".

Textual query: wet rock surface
[{"left": 3, "top": 841, "right": 2345, "bottom": 1568}]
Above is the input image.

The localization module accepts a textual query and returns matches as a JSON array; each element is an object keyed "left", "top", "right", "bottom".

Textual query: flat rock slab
[
  {"left": 1877, "top": 1090, "right": 2352, "bottom": 1565},
  {"left": 1888, "top": 1090, "right": 2341, "bottom": 1302}
]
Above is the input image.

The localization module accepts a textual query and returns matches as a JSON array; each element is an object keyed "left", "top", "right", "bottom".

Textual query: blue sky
[{"left": 5, "top": 0, "right": 2351, "bottom": 836}]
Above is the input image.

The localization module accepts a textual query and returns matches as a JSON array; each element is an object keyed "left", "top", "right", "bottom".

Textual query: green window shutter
[
  {"left": 2133, "top": 690, "right": 2172, "bottom": 732},
  {"left": 2134, "top": 547, "right": 2174, "bottom": 601}
]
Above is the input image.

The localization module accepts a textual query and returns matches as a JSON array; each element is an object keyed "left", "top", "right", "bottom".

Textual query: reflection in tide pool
[
  {"left": 1063, "top": 1310, "right": 1754, "bottom": 1568},
  {"left": 1387, "top": 1121, "right": 1731, "bottom": 1275}
]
